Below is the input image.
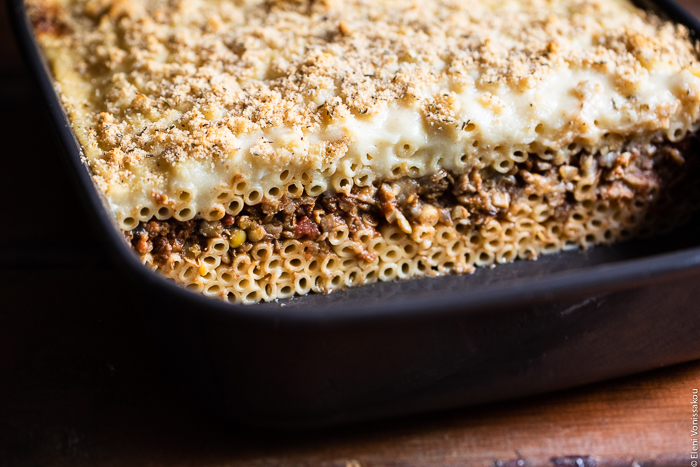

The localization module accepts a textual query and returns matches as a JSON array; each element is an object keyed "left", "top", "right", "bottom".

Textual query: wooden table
[{"left": 2, "top": 1, "right": 700, "bottom": 465}]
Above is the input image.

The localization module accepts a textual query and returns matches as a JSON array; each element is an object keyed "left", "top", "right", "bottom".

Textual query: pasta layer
[{"left": 127, "top": 136, "right": 700, "bottom": 303}]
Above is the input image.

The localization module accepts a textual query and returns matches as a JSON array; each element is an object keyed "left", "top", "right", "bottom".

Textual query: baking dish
[{"left": 9, "top": 0, "right": 700, "bottom": 428}]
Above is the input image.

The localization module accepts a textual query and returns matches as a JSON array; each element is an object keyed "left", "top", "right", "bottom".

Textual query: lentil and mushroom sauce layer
[{"left": 28, "top": 0, "right": 700, "bottom": 302}]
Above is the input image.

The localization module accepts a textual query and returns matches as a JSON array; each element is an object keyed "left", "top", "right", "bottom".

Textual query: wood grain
[{"left": 2, "top": 0, "right": 700, "bottom": 465}]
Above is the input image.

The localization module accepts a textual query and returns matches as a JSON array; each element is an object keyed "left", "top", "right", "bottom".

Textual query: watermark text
[{"left": 692, "top": 388, "right": 698, "bottom": 466}]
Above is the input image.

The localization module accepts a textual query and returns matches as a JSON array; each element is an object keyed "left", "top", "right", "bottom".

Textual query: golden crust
[{"left": 29, "top": 0, "right": 700, "bottom": 226}]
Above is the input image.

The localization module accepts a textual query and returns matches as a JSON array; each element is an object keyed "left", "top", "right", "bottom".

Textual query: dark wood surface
[{"left": 3, "top": 1, "right": 700, "bottom": 465}]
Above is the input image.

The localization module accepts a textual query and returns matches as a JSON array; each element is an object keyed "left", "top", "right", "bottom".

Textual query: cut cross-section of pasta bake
[{"left": 29, "top": 0, "right": 700, "bottom": 303}]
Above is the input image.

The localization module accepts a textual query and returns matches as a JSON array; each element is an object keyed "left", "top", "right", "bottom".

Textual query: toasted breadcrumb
[{"left": 29, "top": 0, "right": 700, "bottom": 223}]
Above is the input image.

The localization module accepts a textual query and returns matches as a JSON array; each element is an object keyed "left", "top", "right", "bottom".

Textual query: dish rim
[{"left": 9, "top": 0, "right": 700, "bottom": 324}]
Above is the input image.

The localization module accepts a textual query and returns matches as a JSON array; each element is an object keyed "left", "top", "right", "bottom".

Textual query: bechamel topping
[{"left": 30, "top": 0, "right": 700, "bottom": 223}]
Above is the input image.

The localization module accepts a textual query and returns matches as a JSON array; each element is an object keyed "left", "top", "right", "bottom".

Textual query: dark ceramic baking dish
[{"left": 9, "top": 0, "right": 700, "bottom": 428}]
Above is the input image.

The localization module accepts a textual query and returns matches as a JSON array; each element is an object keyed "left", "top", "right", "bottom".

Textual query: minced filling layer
[{"left": 125, "top": 136, "right": 695, "bottom": 267}]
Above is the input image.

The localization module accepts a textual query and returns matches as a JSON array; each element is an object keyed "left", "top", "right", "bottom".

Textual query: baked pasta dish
[{"left": 29, "top": 0, "right": 700, "bottom": 303}]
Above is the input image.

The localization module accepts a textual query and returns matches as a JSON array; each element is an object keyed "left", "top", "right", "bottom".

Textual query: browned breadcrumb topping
[{"left": 30, "top": 0, "right": 700, "bottom": 176}]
